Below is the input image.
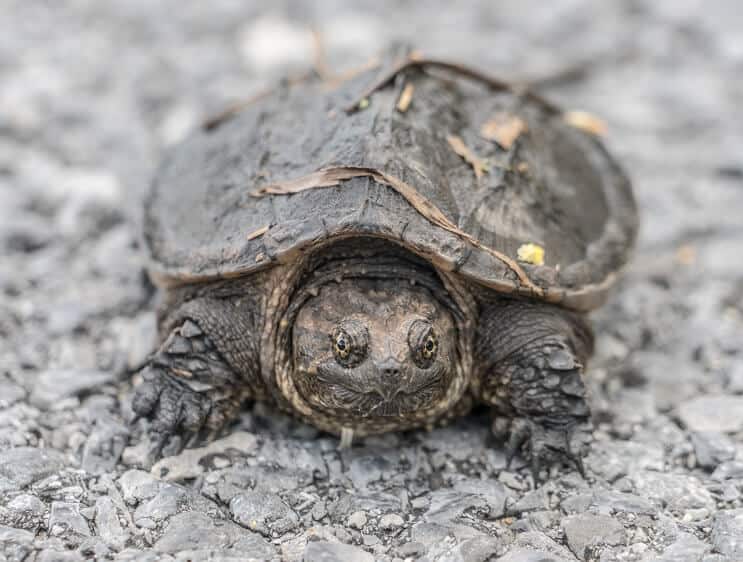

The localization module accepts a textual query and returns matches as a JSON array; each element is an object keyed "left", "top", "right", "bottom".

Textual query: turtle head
[{"left": 291, "top": 278, "right": 459, "bottom": 424}]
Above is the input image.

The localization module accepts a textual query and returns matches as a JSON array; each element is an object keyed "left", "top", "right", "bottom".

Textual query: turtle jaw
[{"left": 292, "top": 360, "right": 453, "bottom": 422}]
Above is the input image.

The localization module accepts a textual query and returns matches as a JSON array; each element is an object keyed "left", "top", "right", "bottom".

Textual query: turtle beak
[{"left": 372, "top": 357, "right": 403, "bottom": 402}]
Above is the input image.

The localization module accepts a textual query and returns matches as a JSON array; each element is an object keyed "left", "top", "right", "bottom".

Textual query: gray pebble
[
  {"left": 496, "top": 548, "right": 569, "bottom": 562},
  {"left": 150, "top": 432, "right": 257, "bottom": 482},
  {"left": 114, "top": 549, "right": 176, "bottom": 562},
  {"left": 621, "top": 471, "right": 715, "bottom": 511},
  {"left": 347, "top": 510, "right": 367, "bottom": 529},
  {"left": 690, "top": 431, "right": 736, "bottom": 469},
  {"left": 656, "top": 531, "right": 709, "bottom": 561},
  {"left": 425, "top": 535, "right": 501, "bottom": 562},
  {"left": 302, "top": 541, "right": 374, "bottom": 562},
  {"left": 230, "top": 490, "right": 299, "bottom": 537},
  {"left": 0, "top": 526, "right": 35, "bottom": 545},
  {"left": 586, "top": 490, "right": 655, "bottom": 516},
  {"left": 562, "top": 513, "right": 625, "bottom": 560},
  {"left": 95, "top": 496, "right": 129, "bottom": 551},
  {"left": 36, "top": 548, "right": 86, "bottom": 562},
  {"left": 345, "top": 452, "right": 395, "bottom": 490},
  {"left": 117, "top": 469, "right": 160, "bottom": 504},
  {"left": 133, "top": 482, "right": 220, "bottom": 525},
  {"left": 30, "top": 369, "right": 117, "bottom": 410},
  {"left": 0, "top": 375, "right": 26, "bottom": 408},
  {"left": 0, "top": 447, "right": 65, "bottom": 491},
  {"left": 452, "top": 477, "right": 507, "bottom": 518},
  {"left": 711, "top": 509, "right": 743, "bottom": 559},
  {"left": 231, "top": 532, "right": 277, "bottom": 559},
  {"left": 82, "top": 422, "right": 129, "bottom": 475},
  {"left": 379, "top": 513, "right": 404, "bottom": 530},
  {"left": 677, "top": 395, "right": 743, "bottom": 432},
  {"left": 0, "top": 494, "right": 46, "bottom": 531},
  {"left": 712, "top": 460, "right": 743, "bottom": 481},
  {"left": 120, "top": 439, "right": 152, "bottom": 469},
  {"left": 508, "top": 531, "right": 575, "bottom": 561},
  {"left": 424, "top": 490, "right": 491, "bottom": 524},
  {"left": 154, "top": 511, "right": 257, "bottom": 554},
  {"left": 49, "top": 501, "right": 91, "bottom": 542},
  {"left": 726, "top": 361, "right": 743, "bottom": 393},
  {"left": 398, "top": 541, "right": 425, "bottom": 557},
  {"left": 507, "top": 485, "right": 553, "bottom": 515}
]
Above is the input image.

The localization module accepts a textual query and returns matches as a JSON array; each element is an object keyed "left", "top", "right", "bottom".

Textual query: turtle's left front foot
[
  {"left": 476, "top": 300, "right": 596, "bottom": 483},
  {"left": 500, "top": 416, "right": 592, "bottom": 482}
]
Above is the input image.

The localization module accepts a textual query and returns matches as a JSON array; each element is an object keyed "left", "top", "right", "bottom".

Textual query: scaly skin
[
  {"left": 475, "top": 297, "right": 594, "bottom": 480},
  {"left": 132, "top": 246, "right": 594, "bottom": 480},
  {"left": 132, "top": 281, "right": 267, "bottom": 464}
]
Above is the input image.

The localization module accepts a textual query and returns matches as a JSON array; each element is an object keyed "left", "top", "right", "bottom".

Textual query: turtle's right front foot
[
  {"left": 129, "top": 319, "right": 244, "bottom": 463},
  {"left": 131, "top": 366, "right": 239, "bottom": 464}
]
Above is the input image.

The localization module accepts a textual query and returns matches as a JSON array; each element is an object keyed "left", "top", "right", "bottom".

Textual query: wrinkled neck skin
[{"left": 262, "top": 238, "right": 475, "bottom": 438}]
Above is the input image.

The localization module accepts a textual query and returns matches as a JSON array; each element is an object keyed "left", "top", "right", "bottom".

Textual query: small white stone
[
  {"left": 678, "top": 395, "right": 743, "bottom": 432},
  {"left": 379, "top": 513, "right": 404, "bottom": 530},
  {"left": 238, "top": 17, "right": 314, "bottom": 72},
  {"left": 347, "top": 510, "right": 367, "bottom": 530},
  {"left": 57, "top": 168, "right": 121, "bottom": 204},
  {"left": 321, "top": 16, "right": 381, "bottom": 56},
  {"left": 212, "top": 456, "right": 231, "bottom": 469},
  {"left": 158, "top": 102, "right": 198, "bottom": 146},
  {"left": 683, "top": 507, "right": 710, "bottom": 522},
  {"left": 151, "top": 431, "right": 258, "bottom": 481}
]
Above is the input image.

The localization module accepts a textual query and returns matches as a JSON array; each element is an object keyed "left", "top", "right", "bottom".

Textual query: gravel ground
[{"left": 1, "top": 1, "right": 742, "bottom": 561}]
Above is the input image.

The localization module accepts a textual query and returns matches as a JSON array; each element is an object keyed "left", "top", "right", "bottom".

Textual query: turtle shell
[{"left": 144, "top": 57, "right": 637, "bottom": 311}]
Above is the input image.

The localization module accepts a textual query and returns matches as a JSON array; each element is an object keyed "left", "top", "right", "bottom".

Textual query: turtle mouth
[{"left": 295, "top": 363, "right": 449, "bottom": 418}]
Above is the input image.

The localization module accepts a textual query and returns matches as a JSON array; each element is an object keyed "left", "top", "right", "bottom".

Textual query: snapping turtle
[{"left": 133, "top": 54, "right": 637, "bottom": 475}]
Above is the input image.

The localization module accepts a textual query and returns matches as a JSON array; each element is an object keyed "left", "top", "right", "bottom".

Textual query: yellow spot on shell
[
  {"left": 675, "top": 244, "right": 696, "bottom": 266},
  {"left": 517, "top": 243, "right": 545, "bottom": 266},
  {"left": 564, "top": 110, "right": 608, "bottom": 136},
  {"left": 480, "top": 113, "right": 527, "bottom": 149}
]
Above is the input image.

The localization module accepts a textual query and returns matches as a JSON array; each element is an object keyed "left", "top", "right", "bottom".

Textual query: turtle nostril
[
  {"left": 374, "top": 359, "right": 402, "bottom": 401},
  {"left": 376, "top": 358, "right": 402, "bottom": 379},
  {"left": 381, "top": 367, "right": 400, "bottom": 378}
]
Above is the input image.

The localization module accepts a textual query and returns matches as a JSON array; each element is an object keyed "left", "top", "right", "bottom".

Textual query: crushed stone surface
[{"left": 1, "top": 1, "right": 742, "bottom": 560}]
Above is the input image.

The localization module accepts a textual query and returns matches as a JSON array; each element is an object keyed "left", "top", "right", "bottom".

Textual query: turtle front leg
[
  {"left": 131, "top": 321, "right": 244, "bottom": 462},
  {"left": 475, "top": 299, "right": 594, "bottom": 481},
  {"left": 131, "top": 296, "right": 264, "bottom": 463}
]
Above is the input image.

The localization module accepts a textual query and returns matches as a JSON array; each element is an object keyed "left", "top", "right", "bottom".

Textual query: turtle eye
[
  {"left": 331, "top": 322, "right": 368, "bottom": 368},
  {"left": 408, "top": 320, "right": 438, "bottom": 368},
  {"left": 333, "top": 331, "right": 351, "bottom": 359},
  {"left": 422, "top": 333, "right": 438, "bottom": 358}
]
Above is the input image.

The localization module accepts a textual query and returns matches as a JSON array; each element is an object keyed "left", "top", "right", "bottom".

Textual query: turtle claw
[
  {"left": 183, "top": 431, "right": 202, "bottom": 450},
  {"left": 131, "top": 368, "right": 216, "bottom": 462},
  {"left": 568, "top": 436, "right": 588, "bottom": 478},
  {"left": 498, "top": 417, "right": 592, "bottom": 483},
  {"left": 143, "top": 431, "right": 170, "bottom": 467},
  {"left": 505, "top": 418, "right": 531, "bottom": 469}
]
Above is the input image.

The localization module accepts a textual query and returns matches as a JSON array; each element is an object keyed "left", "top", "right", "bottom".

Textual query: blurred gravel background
[{"left": 1, "top": 1, "right": 742, "bottom": 561}]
